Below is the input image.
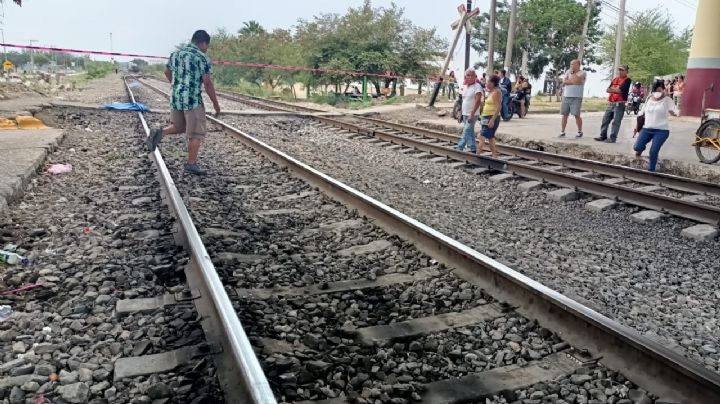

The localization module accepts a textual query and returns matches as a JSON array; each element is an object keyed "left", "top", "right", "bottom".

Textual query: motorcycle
[
  {"left": 452, "top": 93, "right": 463, "bottom": 122},
  {"left": 626, "top": 95, "right": 642, "bottom": 115},
  {"left": 507, "top": 91, "right": 530, "bottom": 118}
]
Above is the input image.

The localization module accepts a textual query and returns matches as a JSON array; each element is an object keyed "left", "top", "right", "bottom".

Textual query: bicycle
[{"left": 692, "top": 83, "right": 720, "bottom": 164}]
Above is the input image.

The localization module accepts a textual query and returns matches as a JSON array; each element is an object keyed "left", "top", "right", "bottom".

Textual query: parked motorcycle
[
  {"left": 452, "top": 94, "right": 463, "bottom": 122},
  {"left": 626, "top": 95, "right": 642, "bottom": 115},
  {"left": 507, "top": 92, "right": 530, "bottom": 118}
]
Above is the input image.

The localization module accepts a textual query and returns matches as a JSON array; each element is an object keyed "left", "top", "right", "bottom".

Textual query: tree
[
  {"left": 295, "top": 0, "right": 445, "bottom": 95},
  {"left": 131, "top": 58, "right": 149, "bottom": 68},
  {"left": 599, "top": 9, "right": 690, "bottom": 85},
  {"left": 206, "top": 1, "right": 445, "bottom": 97},
  {"left": 471, "top": 0, "right": 603, "bottom": 79},
  {"left": 32, "top": 54, "right": 50, "bottom": 66},
  {"left": 238, "top": 20, "right": 266, "bottom": 37}
]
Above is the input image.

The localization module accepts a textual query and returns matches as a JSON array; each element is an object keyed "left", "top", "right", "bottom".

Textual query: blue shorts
[{"left": 480, "top": 115, "right": 499, "bottom": 139}]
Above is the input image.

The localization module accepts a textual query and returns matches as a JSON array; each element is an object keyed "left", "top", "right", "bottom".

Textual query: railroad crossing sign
[
  {"left": 451, "top": 4, "right": 480, "bottom": 33},
  {"left": 3, "top": 60, "right": 13, "bottom": 70}
]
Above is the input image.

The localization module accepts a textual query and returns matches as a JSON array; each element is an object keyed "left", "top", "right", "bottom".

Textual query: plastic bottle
[{"left": 0, "top": 250, "right": 29, "bottom": 265}]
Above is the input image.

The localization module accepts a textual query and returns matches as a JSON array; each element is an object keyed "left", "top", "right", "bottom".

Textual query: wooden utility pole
[
  {"left": 504, "top": 0, "right": 518, "bottom": 70},
  {"left": 612, "top": 0, "right": 626, "bottom": 76},
  {"left": 486, "top": 0, "right": 497, "bottom": 77},
  {"left": 465, "top": 0, "right": 472, "bottom": 71},
  {"left": 578, "top": 0, "right": 593, "bottom": 62}
]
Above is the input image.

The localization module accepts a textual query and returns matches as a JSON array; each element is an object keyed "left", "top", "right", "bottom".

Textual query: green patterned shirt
[{"left": 167, "top": 43, "right": 212, "bottom": 111}]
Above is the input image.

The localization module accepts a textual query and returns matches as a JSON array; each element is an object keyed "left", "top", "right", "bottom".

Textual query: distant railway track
[{"left": 150, "top": 78, "right": 720, "bottom": 227}]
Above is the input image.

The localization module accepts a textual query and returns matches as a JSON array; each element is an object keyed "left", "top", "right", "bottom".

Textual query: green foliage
[
  {"left": 32, "top": 54, "right": 50, "bottom": 66},
  {"left": 228, "top": 81, "right": 275, "bottom": 97},
  {"left": 310, "top": 92, "right": 350, "bottom": 106},
  {"left": 5, "top": 51, "right": 30, "bottom": 67},
  {"left": 472, "top": 0, "right": 603, "bottom": 78},
  {"left": 599, "top": 9, "right": 690, "bottom": 85},
  {"left": 382, "top": 96, "right": 402, "bottom": 105},
  {"left": 206, "top": 1, "right": 446, "bottom": 97},
  {"left": 296, "top": 1, "right": 445, "bottom": 91},
  {"left": 86, "top": 61, "right": 114, "bottom": 79}
]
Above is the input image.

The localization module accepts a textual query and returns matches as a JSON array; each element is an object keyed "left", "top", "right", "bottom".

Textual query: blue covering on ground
[{"left": 101, "top": 102, "right": 150, "bottom": 112}]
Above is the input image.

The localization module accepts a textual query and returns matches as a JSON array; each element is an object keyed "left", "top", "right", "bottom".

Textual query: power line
[
  {"left": 600, "top": 0, "right": 635, "bottom": 23},
  {"left": 675, "top": 0, "right": 696, "bottom": 9}
]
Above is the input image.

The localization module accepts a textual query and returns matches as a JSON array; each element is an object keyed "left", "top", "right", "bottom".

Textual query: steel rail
[
  {"left": 139, "top": 77, "right": 720, "bottom": 402},
  {"left": 140, "top": 79, "right": 720, "bottom": 224},
  {"left": 210, "top": 115, "right": 720, "bottom": 404},
  {"left": 357, "top": 116, "right": 720, "bottom": 196},
  {"left": 215, "top": 90, "right": 320, "bottom": 113},
  {"left": 209, "top": 87, "right": 720, "bottom": 197},
  {"left": 312, "top": 115, "right": 720, "bottom": 225},
  {"left": 124, "top": 78, "right": 276, "bottom": 404}
]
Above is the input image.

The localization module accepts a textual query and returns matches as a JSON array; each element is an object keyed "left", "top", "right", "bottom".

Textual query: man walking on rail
[
  {"left": 559, "top": 59, "right": 586, "bottom": 138},
  {"left": 594, "top": 64, "right": 631, "bottom": 143},
  {"left": 146, "top": 29, "right": 221, "bottom": 175}
]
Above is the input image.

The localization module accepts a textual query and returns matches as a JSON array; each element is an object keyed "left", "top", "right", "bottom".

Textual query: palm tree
[{"left": 238, "top": 21, "right": 266, "bottom": 38}]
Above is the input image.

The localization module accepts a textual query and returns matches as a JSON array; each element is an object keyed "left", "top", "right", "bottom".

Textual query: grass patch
[
  {"left": 382, "top": 96, "right": 402, "bottom": 105},
  {"left": 224, "top": 81, "right": 275, "bottom": 98},
  {"left": 531, "top": 96, "right": 607, "bottom": 111},
  {"left": 65, "top": 73, "right": 90, "bottom": 88}
]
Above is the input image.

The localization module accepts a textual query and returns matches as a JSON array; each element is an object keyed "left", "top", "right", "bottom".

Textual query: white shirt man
[
  {"left": 456, "top": 69, "right": 484, "bottom": 153},
  {"left": 559, "top": 59, "right": 587, "bottom": 138}
]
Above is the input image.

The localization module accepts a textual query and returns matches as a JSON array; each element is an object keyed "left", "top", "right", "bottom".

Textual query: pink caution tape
[{"left": 0, "top": 43, "right": 421, "bottom": 80}]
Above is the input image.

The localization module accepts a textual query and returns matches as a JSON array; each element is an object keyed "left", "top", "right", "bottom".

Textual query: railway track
[
  {"left": 190, "top": 83, "right": 720, "bottom": 228},
  {"left": 127, "top": 76, "right": 720, "bottom": 402}
]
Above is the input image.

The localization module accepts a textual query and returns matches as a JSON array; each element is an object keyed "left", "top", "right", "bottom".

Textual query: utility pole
[
  {"left": 27, "top": 39, "right": 37, "bottom": 73},
  {"left": 464, "top": 0, "right": 471, "bottom": 71},
  {"left": 504, "top": 0, "right": 518, "bottom": 71},
  {"left": 486, "top": 0, "right": 497, "bottom": 77},
  {"left": 578, "top": 0, "right": 593, "bottom": 62},
  {"left": 612, "top": 0, "right": 625, "bottom": 76},
  {"left": 109, "top": 32, "right": 114, "bottom": 63}
]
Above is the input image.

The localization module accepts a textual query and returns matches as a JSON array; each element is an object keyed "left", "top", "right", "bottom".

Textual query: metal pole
[
  {"left": 28, "top": 39, "right": 37, "bottom": 73},
  {"left": 504, "top": 0, "right": 518, "bottom": 70},
  {"left": 578, "top": 0, "right": 593, "bottom": 62},
  {"left": 464, "top": 0, "right": 471, "bottom": 71},
  {"left": 612, "top": 0, "right": 625, "bottom": 76},
  {"left": 487, "top": 0, "right": 497, "bottom": 77},
  {"left": 362, "top": 75, "right": 367, "bottom": 102}
]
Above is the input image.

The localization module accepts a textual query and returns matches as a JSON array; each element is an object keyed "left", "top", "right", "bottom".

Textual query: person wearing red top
[{"left": 595, "top": 65, "right": 632, "bottom": 143}]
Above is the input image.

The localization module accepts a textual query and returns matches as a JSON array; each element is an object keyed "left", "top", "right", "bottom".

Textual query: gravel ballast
[
  {"left": 0, "top": 106, "right": 223, "bottom": 403},
  {"left": 213, "top": 114, "right": 720, "bottom": 377}
]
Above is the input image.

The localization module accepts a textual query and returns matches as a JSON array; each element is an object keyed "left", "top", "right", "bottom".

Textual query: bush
[
  {"left": 231, "top": 81, "right": 275, "bottom": 97},
  {"left": 86, "top": 61, "right": 114, "bottom": 79},
  {"left": 310, "top": 92, "right": 351, "bottom": 106}
]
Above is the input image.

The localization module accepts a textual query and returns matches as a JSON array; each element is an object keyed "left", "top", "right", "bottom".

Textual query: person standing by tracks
[
  {"left": 559, "top": 59, "right": 586, "bottom": 138},
  {"left": 632, "top": 80, "right": 678, "bottom": 172},
  {"left": 455, "top": 69, "right": 484, "bottom": 153},
  {"left": 674, "top": 75, "right": 685, "bottom": 109},
  {"left": 146, "top": 30, "right": 221, "bottom": 175},
  {"left": 447, "top": 71, "right": 457, "bottom": 100},
  {"left": 478, "top": 75, "right": 502, "bottom": 157},
  {"left": 594, "top": 65, "right": 632, "bottom": 143}
]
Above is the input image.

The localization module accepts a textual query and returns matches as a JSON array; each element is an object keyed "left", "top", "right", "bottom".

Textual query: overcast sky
[{"left": 1, "top": 0, "right": 698, "bottom": 96}]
